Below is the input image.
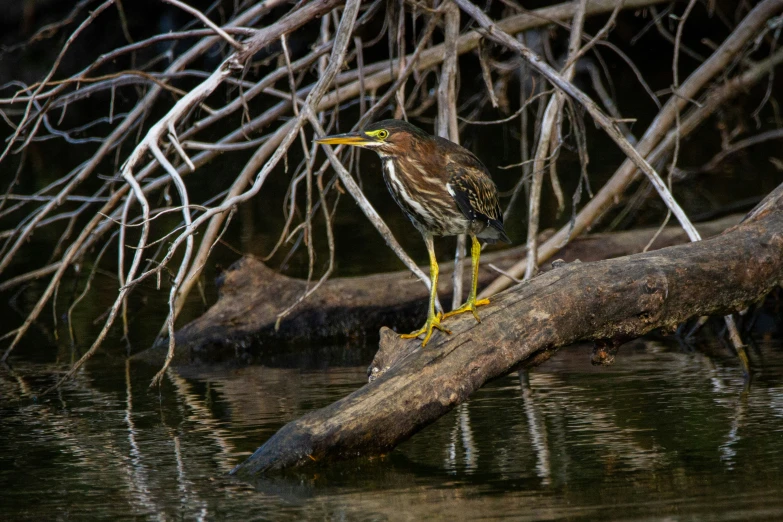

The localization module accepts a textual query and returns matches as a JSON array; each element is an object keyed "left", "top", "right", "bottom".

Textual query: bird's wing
[{"left": 445, "top": 154, "right": 508, "bottom": 241}]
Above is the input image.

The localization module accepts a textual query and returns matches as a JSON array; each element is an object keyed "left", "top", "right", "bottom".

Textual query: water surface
[{"left": 3, "top": 335, "right": 783, "bottom": 520}]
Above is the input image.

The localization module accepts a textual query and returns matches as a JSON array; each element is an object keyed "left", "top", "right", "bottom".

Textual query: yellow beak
[{"left": 314, "top": 132, "right": 373, "bottom": 147}]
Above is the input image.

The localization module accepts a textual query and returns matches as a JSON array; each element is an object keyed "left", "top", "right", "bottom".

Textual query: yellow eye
[{"left": 377, "top": 129, "right": 389, "bottom": 140}]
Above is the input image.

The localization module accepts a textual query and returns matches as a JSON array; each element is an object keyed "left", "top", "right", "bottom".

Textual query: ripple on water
[{"left": 2, "top": 338, "right": 783, "bottom": 520}]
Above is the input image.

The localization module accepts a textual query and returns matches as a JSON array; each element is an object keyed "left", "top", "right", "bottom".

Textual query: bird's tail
[{"left": 480, "top": 219, "right": 511, "bottom": 244}]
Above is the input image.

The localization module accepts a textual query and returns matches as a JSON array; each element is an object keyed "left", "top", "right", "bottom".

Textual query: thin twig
[
  {"left": 478, "top": 0, "right": 783, "bottom": 298},
  {"left": 437, "top": 2, "right": 465, "bottom": 311},
  {"left": 524, "top": 0, "right": 586, "bottom": 280},
  {"left": 161, "top": 0, "right": 242, "bottom": 49}
]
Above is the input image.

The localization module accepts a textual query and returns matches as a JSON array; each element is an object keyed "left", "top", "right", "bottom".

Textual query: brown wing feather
[{"left": 443, "top": 145, "right": 509, "bottom": 243}]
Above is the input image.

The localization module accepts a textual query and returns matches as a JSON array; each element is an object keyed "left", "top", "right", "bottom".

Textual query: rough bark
[
  {"left": 230, "top": 187, "right": 783, "bottom": 477},
  {"left": 156, "top": 215, "right": 741, "bottom": 366}
]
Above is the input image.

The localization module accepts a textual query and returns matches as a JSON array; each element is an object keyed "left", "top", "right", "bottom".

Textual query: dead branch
[
  {"left": 145, "top": 214, "right": 741, "bottom": 365},
  {"left": 524, "top": 0, "right": 588, "bottom": 279},
  {"left": 481, "top": 0, "right": 783, "bottom": 297},
  {"left": 437, "top": 2, "right": 465, "bottom": 310},
  {"left": 231, "top": 185, "right": 783, "bottom": 476}
]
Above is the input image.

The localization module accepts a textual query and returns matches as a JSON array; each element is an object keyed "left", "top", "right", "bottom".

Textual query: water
[{"left": 3, "top": 334, "right": 783, "bottom": 520}]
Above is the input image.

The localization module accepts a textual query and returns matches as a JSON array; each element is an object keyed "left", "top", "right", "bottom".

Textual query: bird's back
[{"left": 381, "top": 134, "right": 508, "bottom": 242}]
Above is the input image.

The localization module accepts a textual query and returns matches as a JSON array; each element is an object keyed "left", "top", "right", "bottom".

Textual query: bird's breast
[{"left": 381, "top": 158, "right": 471, "bottom": 236}]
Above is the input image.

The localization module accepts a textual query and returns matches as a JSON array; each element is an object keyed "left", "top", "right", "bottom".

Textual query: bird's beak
[{"left": 314, "top": 132, "right": 373, "bottom": 147}]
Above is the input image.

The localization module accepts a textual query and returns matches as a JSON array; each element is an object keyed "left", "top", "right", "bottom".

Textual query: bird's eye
[{"left": 377, "top": 129, "right": 389, "bottom": 140}]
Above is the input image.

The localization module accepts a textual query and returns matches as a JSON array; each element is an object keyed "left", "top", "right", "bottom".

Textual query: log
[
  {"left": 162, "top": 215, "right": 741, "bottom": 366},
  {"left": 230, "top": 188, "right": 783, "bottom": 477}
]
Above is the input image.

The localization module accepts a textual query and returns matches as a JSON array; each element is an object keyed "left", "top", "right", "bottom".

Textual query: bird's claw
[
  {"left": 442, "top": 297, "right": 490, "bottom": 323},
  {"left": 400, "top": 312, "right": 451, "bottom": 347}
]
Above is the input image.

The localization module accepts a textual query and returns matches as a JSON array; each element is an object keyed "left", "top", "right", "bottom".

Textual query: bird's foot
[
  {"left": 442, "top": 297, "right": 490, "bottom": 323},
  {"left": 400, "top": 312, "right": 451, "bottom": 347}
]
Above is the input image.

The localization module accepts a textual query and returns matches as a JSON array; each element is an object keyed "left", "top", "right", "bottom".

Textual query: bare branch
[
  {"left": 161, "top": 0, "right": 242, "bottom": 49},
  {"left": 479, "top": 0, "right": 783, "bottom": 297}
]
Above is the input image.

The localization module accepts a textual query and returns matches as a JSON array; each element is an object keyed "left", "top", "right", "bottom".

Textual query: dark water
[{"left": 3, "top": 333, "right": 783, "bottom": 520}]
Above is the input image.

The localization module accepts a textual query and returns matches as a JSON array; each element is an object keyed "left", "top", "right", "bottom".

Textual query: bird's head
[{"left": 314, "top": 119, "right": 430, "bottom": 157}]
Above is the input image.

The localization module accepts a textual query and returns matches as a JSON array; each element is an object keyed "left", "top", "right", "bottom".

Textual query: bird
[{"left": 315, "top": 119, "right": 510, "bottom": 347}]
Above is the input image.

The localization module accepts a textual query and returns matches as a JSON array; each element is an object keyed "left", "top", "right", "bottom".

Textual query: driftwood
[
  {"left": 162, "top": 215, "right": 741, "bottom": 365},
  {"left": 230, "top": 188, "right": 783, "bottom": 477}
]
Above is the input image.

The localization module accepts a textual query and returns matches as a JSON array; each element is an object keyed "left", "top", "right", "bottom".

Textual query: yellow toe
[
  {"left": 400, "top": 312, "right": 451, "bottom": 347},
  {"left": 442, "top": 297, "right": 490, "bottom": 323}
]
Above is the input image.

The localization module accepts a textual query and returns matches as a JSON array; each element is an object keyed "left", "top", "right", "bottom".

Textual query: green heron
[{"left": 316, "top": 119, "right": 509, "bottom": 346}]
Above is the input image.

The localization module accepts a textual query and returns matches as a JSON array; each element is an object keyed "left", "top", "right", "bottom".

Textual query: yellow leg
[
  {"left": 442, "top": 235, "right": 490, "bottom": 322},
  {"left": 401, "top": 234, "right": 451, "bottom": 347}
]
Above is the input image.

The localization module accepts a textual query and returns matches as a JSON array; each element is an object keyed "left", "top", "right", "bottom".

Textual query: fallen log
[
  {"left": 164, "top": 215, "right": 740, "bottom": 365},
  {"left": 230, "top": 188, "right": 783, "bottom": 477}
]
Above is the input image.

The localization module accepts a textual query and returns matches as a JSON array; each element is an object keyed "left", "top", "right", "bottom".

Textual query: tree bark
[
  {"left": 230, "top": 187, "right": 783, "bottom": 477},
  {"left": 156, "top": 215, "right": 741, "bottom": 366}
]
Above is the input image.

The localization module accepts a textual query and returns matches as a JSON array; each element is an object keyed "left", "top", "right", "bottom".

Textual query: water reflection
[
  {"left": 2, "top": 338, "right": 783, "bottom": 519},
  {"left": 519, "top": 370, "right": 551, "bottom": 484}
]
